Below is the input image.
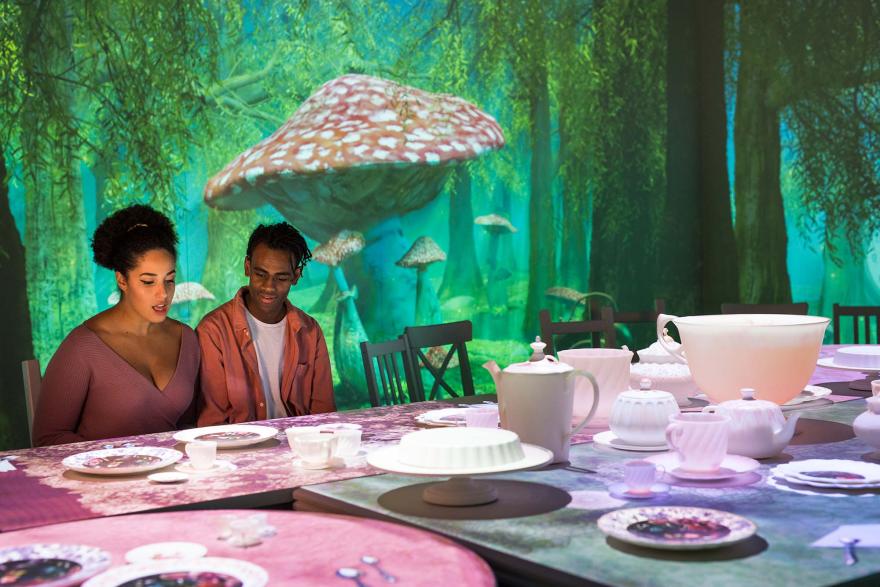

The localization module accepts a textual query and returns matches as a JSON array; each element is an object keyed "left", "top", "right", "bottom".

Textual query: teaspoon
[
  {"left": 361, "top": 555, "right": 397, "bottom": 583},
  {"left": 337, "top": 567, "right": 368, "bottom": 587},
  {"left": 841, "top": 537, "right": 860, "bottom": 566}
]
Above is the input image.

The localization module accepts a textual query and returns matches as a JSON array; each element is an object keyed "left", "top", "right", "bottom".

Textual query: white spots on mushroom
[
  {"left": 270, "top": 150, "right": 288, "bottom": 160},
  {"left": 369, "top": 110, "right": 397, "bottom": 123},
  {"left": 342, "top": 133, "right": 362, "bottom": 144},
  {"left": 377, "top": 137, "right": 399, "bottom": 149},
  {"left": 352, "top": 144, "right": 370, "bottom": 157},
  {"left": 438, "top": 144, "right": 452, "bottom": 153},
  {"left": 404, "top": 152, "right": 421, "bottom": 162},
  {"left": 450, "top": 141, "right": 467, "bottom": 152},
  {"left": 302, "top": 130, "right": 317, "bottom": 139},
  {"left": 318, "top": 147, "right": 331, "bottom": 157},
  {"left": 372, "top": 149, "right": 390, "bottom": 159},
  {"left": 244, "top": 167, "right": 264, "bottom": 185},
  {"left": 320, "top": 130, "right": 335, "bottom": 140},
  {"left": 406, "top": 142, "right": 426, "bottom": 150},
  {"left": 425, "top": 152, "right": 440, "bottom": 163},
  {"left": 219, "top": 171, "right": 232, "bottom": 185},
  {"left": 369, "top": 94, "right": 386, "bottom": 106},
  {"left": 325, "top": 96, "right": 340, "bottom": 106},
  {"left": 332, "top": 84, "right": 349, "bottom": 95},
  {"left": 386, "top": 124, "right": 404, "bottom": 132},
  {"left": 295, "top": 144, "right": 316, "bottom": 160}
]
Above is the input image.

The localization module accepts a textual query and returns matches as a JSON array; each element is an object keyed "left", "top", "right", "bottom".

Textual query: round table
[{"left": 0, "top": 509, "right": 495, "bottom": 586}]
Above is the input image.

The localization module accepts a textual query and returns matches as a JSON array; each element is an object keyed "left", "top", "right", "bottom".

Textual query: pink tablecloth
[{"left": 0, "top": 509, "right": 495, "bottom": 586}]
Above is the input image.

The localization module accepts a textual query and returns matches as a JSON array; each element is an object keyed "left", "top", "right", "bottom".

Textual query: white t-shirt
[{"left": 244, "top": 309, "right": 288, "bottom": 419}]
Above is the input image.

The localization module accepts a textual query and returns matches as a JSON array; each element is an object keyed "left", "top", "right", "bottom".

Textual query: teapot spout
[
  {"left": 776, "top": 412, "right": 801, "bottom": 448},
  {"left": 482, "top": 361, "right": 502, "bottom": 389}
]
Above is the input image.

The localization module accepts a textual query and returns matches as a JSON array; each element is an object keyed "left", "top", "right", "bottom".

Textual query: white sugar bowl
[{"left": 609, "top": 379, "right": 680, "bottom": 446}]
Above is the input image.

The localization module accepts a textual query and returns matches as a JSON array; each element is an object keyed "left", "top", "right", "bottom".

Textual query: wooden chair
[
  {"left": 833, "top": 303, "right": 880, "bottom": 344},
  {"left": 404, "top": 321, "right": 475, "bottom": 401},
  {"left": 606, "top": 298, "right": 666, "bottom": 350},
  {"left": 360, "top": 337, "right": 421, "bottom": 407},
  {"left": 539, "top": 306, "right": 617, "bottom": 356},
  {"left": 720, "top": 302, "right": 809, "bottom": 315},
  {"left": 21, "top": 359, "right": 41, "bottom": 446}
]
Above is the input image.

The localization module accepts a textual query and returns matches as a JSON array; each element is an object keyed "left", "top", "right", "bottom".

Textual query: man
[{"left": 197, "top": 222, "right": 335, "bottom": 425}]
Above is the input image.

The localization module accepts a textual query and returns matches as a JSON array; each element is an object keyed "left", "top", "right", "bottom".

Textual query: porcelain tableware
[
  {"left": 147, "top": 471, "right": 188, "bottom": 484},
  {"left": 293, "top": 433, "right": 338, "bottom": 469},
  {"left": 484, "top": 337, "right": 601, "bottom": 463},
  {"left": 124, "top": 542, "right": 208, "bottom": 564},
  {"left": 610, "top": 379, "right": 680, "bottom": 446},
  {"left": 854, "top": 397, "right": 880, "bottom": 450},
  {"left": 0, "top": 544, "right": 111, "bottom": 587},
  {"left": 330, "top": 428, "right": 363, "bottom": 457},
  {"left": 647, "top": 452, "right": 760, "bottom": 481},
  {"left": 623, "top": 460, "right": 665, "bottom": 493},
  {"left": 62, "top": 447, "right": 182, "bottom": 476},
  {"left": 184, "top": 440, "right": 217, "bottom": 470},
  {"left": 557, "top": 347, "right": 632, "bottom": 420},
  {"left": 702, "top": 388, "right": 799, "bottom": 459},
  {"left": 629, "top": 362, "right": 699, "bottom": 406},
  {"left": 465, "top": 406, "right": 500, "bottom": 428},
  {"left": 592, "top": 430, "right": 668, "bottom": 452},
  {"left": 284, "top": 426, "right": 324, "bottom": 455},
  {"left": 657, "top": 313, "right": 829, "bottom": 404},
  {"left": 775, "top": 459, "right": 880, "bottom": 485},
  {"left": 597, "top": 506, "right": 757, "bottom": 550},
  {"left": 665, "top": 412, "right": 730, "bottom": 472},
  {"left": 175, "top": 459, "right": 236, "bottom": 475},
  {"left": 784, "top": 385, "right": 832, "bottom": 406},
  {"left": 82, "top": 557, "right": 268, "bottom": 587},
  {"left": 173, "top": 424, "right": 277, "bottom": 448}
]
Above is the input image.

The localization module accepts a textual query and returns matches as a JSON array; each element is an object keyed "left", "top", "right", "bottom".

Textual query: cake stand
[{"left": 366, "top": 443, "right": 553, "bottom": 506}]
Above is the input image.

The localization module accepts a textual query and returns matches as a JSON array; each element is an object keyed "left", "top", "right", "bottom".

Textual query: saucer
[
  {"left": 175, "top": 460, "right": 237, "bottom": 475},
  {"left": 645, "top": 452, "right": 760, "bottom": 480},
  {"left": 593, "top": 431, "right": 668, "bottom": 452},
  {"left": 817, "top": 357, "right": 880, "bottom": 372},
  {"left": 124, "top": 542, "right": 207, "bottom": 564},
  {"left": 608, "top": 482, "right": 670, "bottom": 499},
  {"left": 147, "top": 472, "right": 189, "bottom": 484}
]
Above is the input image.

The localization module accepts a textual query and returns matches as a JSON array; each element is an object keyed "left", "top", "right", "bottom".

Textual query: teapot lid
[
  {"left": 503, "top": 337, "right": 573, "bottom": 374},
  {"left": 618, "top": 378, "right": 675, "bottom": 401},
  {"left": 719, "top": 388, "right": 781, "bottom": 412}
]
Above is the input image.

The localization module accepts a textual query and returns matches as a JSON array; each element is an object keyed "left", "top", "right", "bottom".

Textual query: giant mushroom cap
[
  {"left": 313, "top": 230, "right": 365, "bottom": 267},
  {"left": 475, "top": 213, "right": 517, "bottom": 234},
  {"left": 204, "top": 74, "right": 506, "bottom": 241},
  {"left": 396, "top": 236, "right": 446, "bottom": 270}
]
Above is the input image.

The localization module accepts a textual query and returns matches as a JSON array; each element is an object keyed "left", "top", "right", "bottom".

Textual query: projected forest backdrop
[{"left": 1, "top": 0, "right": 879, "bottom": 449}]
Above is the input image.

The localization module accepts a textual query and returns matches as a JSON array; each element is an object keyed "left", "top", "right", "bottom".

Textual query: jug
[
  {"left": 557, "top": 347, "right": 633, "bottom": 421},
  {"left": 484, "top": 337, "right": 600, "bottom": 463}
]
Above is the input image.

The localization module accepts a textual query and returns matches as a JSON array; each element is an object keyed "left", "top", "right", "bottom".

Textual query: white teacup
[
  {"left": 331, "top": 428, "right": 362, "bottom": 458},
  {"left": 665, "top": 412, "right": 729, "bottom": 472},
  {"left": 285, "top": 426, "right": 323, "bottom": 456},
  {"left": 465, "top": 406, "right": 500, "bottom": 428},
  {"left": 624, "top": 460, "right": 665, "bottom": 493},
  {"left": 185, "top": 440, "right": 217, "bottom": 470},
  {"left": 293, "top": 433, "right": 338, "bottom": 468}
]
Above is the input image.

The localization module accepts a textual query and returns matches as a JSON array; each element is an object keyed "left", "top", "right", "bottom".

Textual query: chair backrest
[
  {"left": 21, "top": 359, "right": 41, "bottom": 446},
  {"left": 404, "top": 320, "right": 475, "bottom": 401},
  {"left": 360, "top": 336, "right": 421, "bottom": 407},
  {"left": 833, "top": 303, "right": 880, "bottom": 344},
  {"left": 539, "top": 306, "right": 617, "bottom": 356},
  {"left": 607, "top": 298, "right": 666, "bottom": 349},
  {"left": 720, "top": 302, "right": 809, "bottom": 315}
]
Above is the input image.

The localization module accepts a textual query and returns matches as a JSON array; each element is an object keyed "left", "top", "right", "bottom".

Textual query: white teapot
[{"left": 702, "top": 388, "right": 800, "bottom": 459}]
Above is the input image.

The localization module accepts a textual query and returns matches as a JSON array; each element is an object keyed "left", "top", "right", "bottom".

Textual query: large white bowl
[
  {"left": 658, "top": 313, "right": 829, "bottom": 405},
  {"left": 398, "top": 427, "right": 525, "bottom": 470}
]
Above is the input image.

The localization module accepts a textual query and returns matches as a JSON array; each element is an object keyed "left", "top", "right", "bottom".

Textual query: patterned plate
[
  {"left": 597, "top": 506, "right": 757, "bottom": 550},
  {"left": 83, "top": 557, "right": 268, "bottom": 587},
  {"left": 0, "top": 543, "right": 111, "bottom": 587},
  {"left": 173, "top": 425, "right": 278, "bottom": 449},
  {"left": 62, "top": 447, "right": 182, "bottom": 476},
  {"left": 415, "top": 408, "right": 469, "bottom": 427},
  {"left": 774, "top": 460, "right": 880, "bottom": 486},
  {"left": 783, "top": 385, "right": 832, "bottom": 406}
]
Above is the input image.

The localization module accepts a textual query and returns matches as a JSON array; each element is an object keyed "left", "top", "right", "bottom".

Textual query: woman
[{"left": 32, "top": 205, "right": 200, "bottom": 446}]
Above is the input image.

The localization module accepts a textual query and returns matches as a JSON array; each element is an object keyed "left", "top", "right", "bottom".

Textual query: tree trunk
[
  {"left": 696, "top": 0, "right": 739, "bottom": 313},
  {"left": 558, "top": 141, "right": 589, "bottom": 294},
  {"left": 521, "top": 1, "right": 556, "bottom": 338},
  {"left": 195, "top": 208, "right": 257, "bottom": 319},
  {"left": 438, "top": 166, "right": 483, "bottom": 301},
  {"left": 734, "top": 4, "right": 792, "bottom": 304},
  {"left": 0, "top": 153, "right": 34, "bottom": 449}
]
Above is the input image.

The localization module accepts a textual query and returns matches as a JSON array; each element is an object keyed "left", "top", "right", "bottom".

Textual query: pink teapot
[{"left": 702, "top": 388, "right": 800, "bottom": 459}]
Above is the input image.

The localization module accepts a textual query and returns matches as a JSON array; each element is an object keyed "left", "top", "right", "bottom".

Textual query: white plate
[
  {"left": 415, "top": 408, "right": 470, "bottom": 427},
  {"left": 775, "top": 473, "right": 880, "bottom": 490},
  {"left": 645, "top": 452, "right": 760, "bottom": 480},
  {"left": 175, "top": 460, "right": 237, "bottom": 476},
  {"left": 173, "top": 425, "right": 278, "bottom": 448},
  {"left": 783, "top": 385, "right": 832, "bottom": 406},
  {"left": 774, "top": 459, "right": 880, "bottom": 485},
  {"left": 147, "top": 472, "right": 188, "bottom": 484},
  {"left": 597, "top": 506, "right": 757, "bottom": 550},
  {"left": 817, "top": 357, "right": 880, "bottom": 373},
  {"left": 316, "top": 423, "right": 363, "bottom": 431},
  {"left": 593, "top": 431, "right": 668, "bottom": 452},
  {"left": 62, "top": 447, "right": 182, "bottom": 476},
  {"left": 0, "top": 543, "right": 111, "bottom": 587},
  {"left": 124, "top": 542, "right": 208, "bottom": 564},
  {"left": 83, "top": 557, "right": 267, "bottom": 587},
  {"left": 367, "top": 442, "right": 553, "bottom": 476}
]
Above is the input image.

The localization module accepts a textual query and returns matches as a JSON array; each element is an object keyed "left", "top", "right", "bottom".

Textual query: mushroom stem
[
  {"left": 414, "top": 267, "right": 442, "bottom": 326},
  {"left": 332, "top": 266, "right": 359, "bottom": 318}
]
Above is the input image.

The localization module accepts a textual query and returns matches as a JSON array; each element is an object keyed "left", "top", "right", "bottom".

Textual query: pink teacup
[
  {"left": 665, "top": 412, "right": 729, "bottom": 472},
  {"left": 623, "top": 460, "right": 665, "bottom": 494}
]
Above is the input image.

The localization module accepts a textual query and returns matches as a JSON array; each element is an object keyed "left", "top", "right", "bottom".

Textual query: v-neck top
[{"left": 32, "top": 324, "right": 200, "bottom": 446}]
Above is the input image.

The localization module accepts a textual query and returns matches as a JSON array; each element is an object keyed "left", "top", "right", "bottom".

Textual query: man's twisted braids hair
[{"left": 246, "top": 222, "right": 312, "bottom": 271}]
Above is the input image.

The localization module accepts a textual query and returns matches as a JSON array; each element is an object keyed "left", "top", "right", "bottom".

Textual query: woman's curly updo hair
[{"left": 91, "top": 204, "right": 178, "bottom": 274}]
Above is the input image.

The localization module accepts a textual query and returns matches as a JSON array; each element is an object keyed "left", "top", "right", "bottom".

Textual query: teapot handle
[
  {"left": 656, "top": 313, "right": 688, "bottom": 364},
  {"left": 569, "top": 370, "right": 600, "bottom": 437}
]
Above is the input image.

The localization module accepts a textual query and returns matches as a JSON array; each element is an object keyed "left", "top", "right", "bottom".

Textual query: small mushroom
[
  {"left": 311, "top": 230, "right": 366, "bottom": 313},
  {"left": 476, "top": 214, "right": 517, "bottom": 308},
  {"left": 107, "top": 281, "right": 215, "bottom": 305},
  {"left": 397, "top": 236, "right": 446, "bottom": 325}
]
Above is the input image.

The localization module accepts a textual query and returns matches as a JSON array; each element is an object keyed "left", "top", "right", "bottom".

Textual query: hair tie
[{"left": 127, "top": 223, "right": 148, "bottom": 232}]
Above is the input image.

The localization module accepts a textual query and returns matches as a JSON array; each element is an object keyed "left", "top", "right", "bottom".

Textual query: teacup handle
[
  {"left": 665, "top": 421, "right": 685, "bottom": 453},
  {"left": 656, "top": 313, "right": 688, "bottom": 364},
  {"left": 569, "top": 370, "right": 600, "bottom": 437},
  {"left": 654, "top": 464, "right": 666, "bottom": 481}
]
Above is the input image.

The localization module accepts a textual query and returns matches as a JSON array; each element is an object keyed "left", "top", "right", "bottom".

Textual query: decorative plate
[
  {"left": 0, "top": 543, "right": 111, "bottom": 587},
  {"left": 597, "top": 506, "right": 757, "bottom": 550},
  {"left": 173, "top": 425, "right": 278, "bottom": 449},
  {"left": 783, "top": 385, "right": 832, "bottom": 406},
  {"left": 315, "top": 423, "right": 363, "bottom": 431},
  {"left": 775, "top": 459, "right": 880, "bottom": 485},
  {"left": 82, "top": 557, "right": 268, "bottom": 587},
  {"left": 415, "top": 408, "right": 469, "bottom": 427},
  {"left": 367, "top": 442, "right": 553, "bottom": 477},
  {"left": 62, "top": 447, "right": 182, "bottom": 476},
  {"left": 124, "top": 542, "right": 208, "bottom": 564}
]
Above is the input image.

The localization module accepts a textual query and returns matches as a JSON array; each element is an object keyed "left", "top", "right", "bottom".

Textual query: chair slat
[{"left": 404, "top": 321, "right": 475, "bottom": 401}]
